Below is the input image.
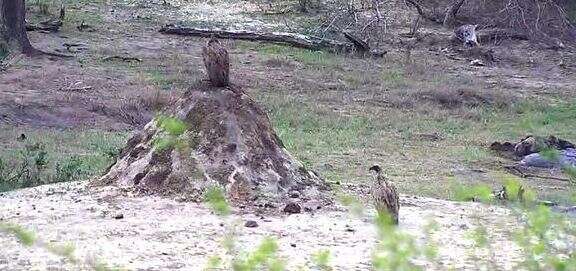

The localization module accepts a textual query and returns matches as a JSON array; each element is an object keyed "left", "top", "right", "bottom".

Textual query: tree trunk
[{"left": 0, "top": 0, "right": 36, "bottom": 55}]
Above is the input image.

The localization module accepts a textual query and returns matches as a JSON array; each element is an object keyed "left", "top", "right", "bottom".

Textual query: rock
[
  {"left": 520, "top": 148, "right": 576, "bottom": 168},
  {"left": 290, "top": 243, "right": 297, "bottom": 247},
  {"left": 470, "top": 59, "right": 485, "bottom": 66},
  {"left": 303, "top": 200, "right": 322, "bottom": 212},
  {"left": 283, "top": 202, "right": 301, "bottom": 214},
  {"left": 345, "top": 225, "right": 355, "bottom": 232},
  {"left": 244, "top": 220, "right": 259, "bottom": 228},
  {"left": 289, "top": 191, "right": 300, "bottom": 198}
]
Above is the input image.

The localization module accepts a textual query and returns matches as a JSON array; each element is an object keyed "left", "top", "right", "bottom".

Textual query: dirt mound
[{"left": 93, "top": 83, "right": 330, "bottom": 208}]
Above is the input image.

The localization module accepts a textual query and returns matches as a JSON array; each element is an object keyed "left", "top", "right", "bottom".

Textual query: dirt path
[{"left": 0, "top": 181, "right": 522, "bottom": 270}]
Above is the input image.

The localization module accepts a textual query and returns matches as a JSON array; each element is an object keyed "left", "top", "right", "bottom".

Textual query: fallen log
[
  {"left": 477, "top": 28, "right": 529, "bottom": 43},
  {"left": 159, "top": 24, "right": 354, "bottom": 53},
  {"left": 26, "top": 20, "right": 62, "bottom": 32}
]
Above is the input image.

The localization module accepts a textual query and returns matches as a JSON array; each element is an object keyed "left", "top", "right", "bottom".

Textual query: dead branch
[
  {"left": 26, "top": 20, "right": 62, "bottom": 32},
  {"left": 443, "top": 0, "right": 466, "bottom": 27},
  {"left": 60, "top": 84, "right": 93, "bottom": 92},
  {"left": 342, "top": 31, "right": 370, "bottom": 52},
  {"left": 504, "top": 165, "right": 572, "bottom": 182},
  {"left": 102, "top": 56, "right": 142, "bottom": 62},
  {"left": 404, "top": 0, "right": 442, "bottom": 23},
  {"left": 0, "top": 54, "right": 23, "bottom": 71},
  {"left": 477, "top": 28, "right": 529, "bottom": 43},
  {"left": 159, "top": 24, "right": 354, "bottom": 53},
  {"left": 409, "top": 15, "right": 421, "bottom": 36}
]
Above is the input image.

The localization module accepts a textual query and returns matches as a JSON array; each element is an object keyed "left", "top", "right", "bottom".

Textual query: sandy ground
[{"left": 0, "top": 181, "right": 522, "bottom": 270}]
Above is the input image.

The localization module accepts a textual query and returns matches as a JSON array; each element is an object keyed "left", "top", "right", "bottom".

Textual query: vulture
[
  {"left": 202, "top": 37, "right": 229, "bottom": 87},
  {"left": 369, "top": 165, "right": 400, "bottom": 225}
]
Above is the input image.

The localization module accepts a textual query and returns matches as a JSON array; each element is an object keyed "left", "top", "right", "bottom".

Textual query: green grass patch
[
  {"left": 0, "top": 127, "right": 127, "bottom": 192},
  {"left": 311, "top": 249, "right": 331, "bottom": 270},
  {"left": 381, "top": 69, "right": 408, "bottom": 89},
  {"left": 449, "top": 145, "right": 492, "bottom": 164},
  {"left": 266, "top": 98, "right": 377, "bottom": 162},
  {"left": 486, "top": 101, "right": 576, "bottom": 140},
  {"left": 244, "top": 43, "right": 339, "bottom": 68}
]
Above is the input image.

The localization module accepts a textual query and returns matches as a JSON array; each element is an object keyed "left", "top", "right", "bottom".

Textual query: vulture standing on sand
[
  {"left": 369, "top": 165, "right": 400, "bottom": 225},
  {"left": 202, "top": 37, "right": 229, "bottom": 87}
]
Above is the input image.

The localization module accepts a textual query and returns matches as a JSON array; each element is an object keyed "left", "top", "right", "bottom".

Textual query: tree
[{"left": 0, "top": 0, "right": 36, "bottom": 55}]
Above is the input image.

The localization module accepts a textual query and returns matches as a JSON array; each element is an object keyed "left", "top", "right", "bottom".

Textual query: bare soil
[{"left": 0, "top": 181, "right": 522, "bottom": 270}]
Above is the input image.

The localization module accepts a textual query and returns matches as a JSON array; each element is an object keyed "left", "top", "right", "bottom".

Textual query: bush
[{"left": 0, "top": 139, "right": 118, "bottom": 192}]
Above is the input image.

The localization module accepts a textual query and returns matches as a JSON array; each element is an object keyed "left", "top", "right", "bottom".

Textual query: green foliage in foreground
[
  {"left": 232, "top": 237, "right": 285, "bottom": 271},
  {"left": 0, "top": 222, "right": 123, "bottom": 270},
  {"left": 453, "top": 178, "right": 576, "bottom": 271},
  {"left": 0, "top": 223, "right": 36, "bottom": 246},
  {"left": 311, "top": 249, "right": 332, "bottom": 270},
  {"left": 372, "top": 212, "right": 437, "bottom": 271},
  {"left": 204, "top": 185, "right": 231, "bottom": 216}
]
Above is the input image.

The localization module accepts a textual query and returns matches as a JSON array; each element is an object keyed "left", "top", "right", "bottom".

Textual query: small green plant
[
  {"left": 0, "top": 142, "right": 49, "bottom": 191},
  {"left": 381, "top": 69, "right": 407, "bottom": 88},
  {"left": 0, "top": 223, "right": 36, "bottom": 246},
  {"left": 46, "top": 242, "right": 77, "bottom": 263},
  {"left": 337, "top": 192, "right": 364, "bottom": 217},
  {"left": 421, "top": 219, "right": 439, "bottom": 262},
  {"left": 153, "top": 114, "right": 188, "bottom": 152},
  {"left": 467, "top": 226, "right": 489, "bottom": 248},
  {"left": 157, "top": 114, "right": 187, "bottom": 136},
  {"left": 1, "top": 222, "right": 121, "bottom": 270},
  {"left": 204, "top": 185, "right": 231, "bottom": 216},
  {"left": 311, "top": 249, "right": 332, "bottom": 270},
  {"left": 232, "top": 237, "right": 285, "bottom": 271},
  {"left": 451, "top": 182, "right": 493, "bottom": 203},
  {"left": 372, "top": 212, "right": 421, "bottom": 271},
  {"left": 55, "top": 156, "right": 85, "bottom": 183},
  {"left": 203, "top": 255, "right": 223, "bottom": 270}
]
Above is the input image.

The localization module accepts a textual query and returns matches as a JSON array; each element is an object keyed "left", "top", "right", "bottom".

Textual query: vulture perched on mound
[{"left": 202, "top": 37, "right": 229, "bottom": 87}]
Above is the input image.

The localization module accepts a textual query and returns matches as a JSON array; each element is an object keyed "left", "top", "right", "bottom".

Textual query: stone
[
  {"left": 470, "top": 59, "right": 485, "bottom": 66},
  {"left": 520, "top": 148, "right": 576, "bottom": 168},
  {"left": 289, "top": 191, "right": 300, "bottom": 198},
  {"left": 283, "top": 202, "right": 301, "bottom": 214},
  {"left": 244, "top": 220, "right": 259, "bottom": 228}
]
